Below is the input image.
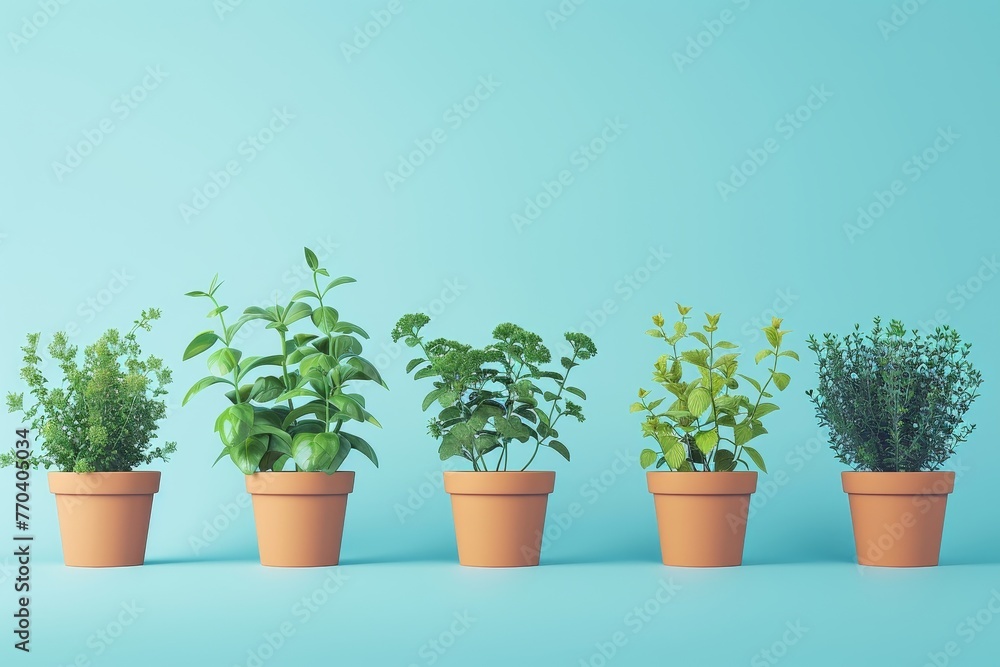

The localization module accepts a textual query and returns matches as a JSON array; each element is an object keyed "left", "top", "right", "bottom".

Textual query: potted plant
[
  {"left": 807, "top": 318, "right": 982, "bottom": 567},
  {"left": 183, "top": 248, "right": 385, "bottom": 567},
  {"left": 632, "top": 305, "right": 797, "bottom": 567},
  {"left": 392, "top": 314, "right": 596, "bottom": 567},
  {"left": 2, "top": 309, "right": 176, "bottom": 567}
]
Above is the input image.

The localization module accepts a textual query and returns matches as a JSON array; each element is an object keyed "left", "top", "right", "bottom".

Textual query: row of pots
[{"left": 49, "top": 468, "right": 956, "bottom": 568}]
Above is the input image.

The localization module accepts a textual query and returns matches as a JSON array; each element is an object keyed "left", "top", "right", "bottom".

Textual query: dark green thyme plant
[
  {"left": 806, "top": 318, "right": 982, "bottom": 472},
  {"left": 392, "top": 314, "right": 596, "bottom": 471},
  {"left": 183, "top": 248, "right": 385, "bottom": 475},
  {"left": 3, "top": 309, "right": 177, "bottom": 472},
  {"left": 633, "top": 304, "right": 798, "bottom": 472}
]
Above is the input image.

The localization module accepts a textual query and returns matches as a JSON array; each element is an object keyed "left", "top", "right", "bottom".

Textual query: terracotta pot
[
  {"left": 842, "top": 471, "right": 955, "bottom": 567},
  {"left": 48, "top": 472, "right": 160, "bottom": 567},
  {"left": 444, "top": 471, "right": 555, "bottom": 567},
  {"left": 246, "top": 472, "right": 354, "bottom": 567},
  {"left": 647, "top": 471, "right": 757, "bottom": 567}
]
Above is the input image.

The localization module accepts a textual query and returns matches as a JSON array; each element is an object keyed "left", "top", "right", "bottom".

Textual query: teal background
[{"left": 2, "top": 1, "right": 999, "bottom": 665}]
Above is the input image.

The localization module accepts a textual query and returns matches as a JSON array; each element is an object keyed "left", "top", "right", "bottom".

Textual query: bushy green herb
[
  {"left": 3, "top": 309, "right": 176, "bottom": 472},
  {"left": 807, "top": 318, "right": 982, "bottom": 472},
  {"left": 634, "top": 304, "right": 797, "bottom": 472},
  {"left": 183, "top": 248, "right": 385, "bottom": 474},
  {"left": 392, "top": 314, "right": 596, "bottom": 471}
]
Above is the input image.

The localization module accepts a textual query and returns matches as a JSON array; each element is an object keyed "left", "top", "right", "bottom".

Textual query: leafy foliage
[
  {"left": 3, "top": 310, "right": 177, "bottom": 472},
  {"left": 183, "top": 249, "right": 385, "bottom": 474},
  {"left": 807, "top": 318, "right": 982, "bottom": 472},
  {"left": 392, "top": 314, "right": 596, "bottom": 471},
  {"left": 634, "top": 304, "right": 797, "bottom": 472}
]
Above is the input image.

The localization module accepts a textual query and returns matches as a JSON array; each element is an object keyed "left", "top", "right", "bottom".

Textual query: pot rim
[
  {"left": 245, "top": 470, "right": 355, "bottom": 496},
  {"left": 48, "top": 471, "right": 161, "bottom": 495},
  {"left": 841, "top": 471, "right": 955, "bottom": 495},
  {"left": 646, "top": 470, "right": 758, "bottom": 495},
  {"left": 444, "top": 470, "right": 555, "bottom": 495}
]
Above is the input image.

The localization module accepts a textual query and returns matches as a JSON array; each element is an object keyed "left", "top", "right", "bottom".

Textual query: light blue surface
[{"left": 1, "top": 1, "right": 998, "bottom": 665}]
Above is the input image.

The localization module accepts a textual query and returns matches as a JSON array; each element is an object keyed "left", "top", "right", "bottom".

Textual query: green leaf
[
  {"left": 737, "top": 374, "right": 763, "bottom": 393},
  {"left": 185, "top": 290, "right": 209, "bottom": 298},
  {"left": 661, "top": 437, "right": 687, "bottom": 469},
  {"left": 421, "top": 388, "right": 445, "bottom": 411},
  {"left": 564, "top": 386, "right": 587, "bottom": 400},
  {"left": 250, "top": 376, "right": 286, "bottom": 403},
  {"left": 183, "top": 331, "right": 220, "bottom": 360},
  {"left": 764, "top": 327, "right": 779, "bottom": 348},
  {"left": 640, "top": 448, "right": 658, "bottom": 468},
  {"left": 291, "top": 431, "right": 339, "bottom": 471},
  {"left": 291, "top": 289, "right": 319, "bottom": 301},
  {"left": 778, "top": 350, "right": 800, "bottom": 361},
  {"left": 754, "top": 349, "right": 774, "bottom": 364},
  {"left": 715, "top": 340, "right": 738, "bottom": 349},
  {"left": 686, "top": 387, "right": 712, "bottom": 417},
  {"left": 714, "top": 448, "right": 736, "bottom": 471},
  {"left": 340, "top": 432, "right": 378, "bottom": 468},
  {"left": 694, "top": 429, "right": 719, "bottom": 455},
  {"left": 304, "top": 247, "right": 319, "bottom": 270},
  {"left": 734, "top": 421, "right": 753, "bottom": 446},
  {"left": 646, "top": 329, "right": 664, "bottom": 338},
  {"left": 689, "top": 331, "right": 710, "bottom": 347},
  {"left": 183, "top": 376, "right": 230, "bottom": 406},
  {"left": 229, "top": 435, "right": 267, "bottom": 474},
  {"left": 742, "top": 445, "right": 767, "bottom": 472},
  {"left": 771, "top": 371, "right": 791, "bottom": 391},
  {"left": 495, "top": 416, "right": 531, "bottom": 441},
  {"left": 284, "top": 301, "right": 313, "bottom": 325},
  {"left": 237, "top": 354, "right": 285, "bottom": 382},
  {"left": 215, "top": 404, "right": 254, "bottom": 448},
  {"left": 405, "top": 358, "right": 426, "bottom": 373},
  {"left": 322, "top": 276, "right": 357, "bottom": 296},
  {"left": 207, "top": 347, "right": 241, "bottom": 376},
  {"left": 207, "top": 305, "right": 229, "bottom": 318},
  {"left": 547, "top": 440, "right": 570, "bottom": 461},
  {"left": 680, "top": 349, "right": 710, "bottom": 368},
  {"left": 752, "top": 403, "right": 780, "bottom": 419},
  {"left": 438, "top": 433, "right": 464, "bottom": 460},
  {"left": 629, "top": 402, "right": 646, "bottom": 413},
  {"left": 311, "top": 306, "right": 339, "bottom": 334}
]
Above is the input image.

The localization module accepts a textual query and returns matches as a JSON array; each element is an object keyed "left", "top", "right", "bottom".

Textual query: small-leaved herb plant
[
  {"left": 183, "top": 248, "right": 385, "bottom": 475},
  {"left": 633, "top": 304, "right": 797, "bottom": 472},
  {"left": 807, "top": 318, "right": 982, "bottom": 472},
  {"left": 3, "top": 309, "right": 177, "bottom": 472},
  {"left": 392, "top": 314, "right": 596, "bottom": 471}
]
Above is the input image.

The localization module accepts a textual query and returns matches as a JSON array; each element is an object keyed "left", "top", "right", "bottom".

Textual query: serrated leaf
[
  {"left": 694, "top": 429, "right": 719, "bottom": 455},
  {"left": 687, "top": 387, "right": 712, "bottom": 417},
  {"left": 640, "top": 448, "right": 658, "bottom": 468}
]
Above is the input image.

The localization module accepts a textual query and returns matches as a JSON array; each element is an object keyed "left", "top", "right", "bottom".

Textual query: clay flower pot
[
  {"left": 48, "top": 472, "right": 160, "bottom": 567},
  {"left": 246, "top": 471, "right": 354, "bottom": 567},
  {"left": 647, "top": 471, "right": 757, "bottom": 567},
  {"left": 842, "top": 471, "right": 955, "bottom": 567},
  {"left": 444, "top": 471, "right": 555, "bottom": 567}
]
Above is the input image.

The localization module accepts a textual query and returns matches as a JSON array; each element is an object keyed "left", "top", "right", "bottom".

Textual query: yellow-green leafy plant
[{"left": 632, "top": 304, "right": 797, "bottom": 472}]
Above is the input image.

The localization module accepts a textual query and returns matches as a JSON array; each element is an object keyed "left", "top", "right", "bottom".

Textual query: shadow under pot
[
  {"left": 246, "top": 472, "right": 355, "bottom": 567},
  {"left": 842, "top": 471, "right": 955, "bottom": 567},
  {"left": 48, "top": 472, "right": 161, "bottom": 568},
  {"left": 646, "top": 471, "right": 757, "bottom": 567},
  {"left": 444, "top": 471, "right": 555, "bottom": 567}
]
